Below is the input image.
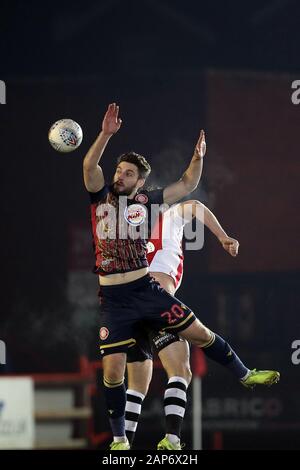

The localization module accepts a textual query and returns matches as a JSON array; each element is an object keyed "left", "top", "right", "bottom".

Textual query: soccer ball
[{"left": 48, "top": 118, "right": 83, "bottom": 153}]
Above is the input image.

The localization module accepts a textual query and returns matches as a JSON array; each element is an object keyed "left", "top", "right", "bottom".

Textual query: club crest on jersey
[
  {"left": 135, "top": 193, "right": 148, "bottom": 204},
  {"left": 99, "top": 327, "right": 109, "bottom": 340},
  {"left": 124, "top": 204, "right": 147, "bottom": 226},
  {"left": 147, "top": 241, "right": 155, "bottom": 253}
]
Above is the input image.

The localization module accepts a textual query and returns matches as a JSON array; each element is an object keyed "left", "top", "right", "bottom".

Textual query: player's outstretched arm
[
  {"left": 83, "top": 103, "right": 122, "bottom": 192},
  {"left": 163, "top": 130, "right": 206, "bottom": 205},
  {"left": 178, "top": 200, "right": 239, "bottom": 257}
]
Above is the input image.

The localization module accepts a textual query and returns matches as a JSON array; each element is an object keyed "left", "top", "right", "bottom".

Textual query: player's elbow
[
  {"left": 83, "top": 163, "right": 104, "bottom": 191},
  {"left": 184, "top": 180, "right": 198, "bottom": 194},
  {"left": 83, "top": 160, "right": 96, "bottom": 173},
  {"left": 182, "top": 174, "right": 199, "bottom": 194}
]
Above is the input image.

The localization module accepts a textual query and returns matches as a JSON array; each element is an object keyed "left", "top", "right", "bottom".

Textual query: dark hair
[{"left": 117, "top": 152, "right": 151, "bottom": 180}]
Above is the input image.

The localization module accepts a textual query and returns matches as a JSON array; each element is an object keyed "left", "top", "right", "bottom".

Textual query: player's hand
[
  {"left": 102, "top": 103, "right": 122, "bottom": 136},
  {"left": 193, "top": 130, "right": 206, "bottom": 159},
  {"left": 219, "top": 236, "right": 239, "bottom": 257}
]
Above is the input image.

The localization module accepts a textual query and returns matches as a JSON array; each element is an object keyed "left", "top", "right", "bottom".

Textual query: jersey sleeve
[
  {"left": 89, "top": 184, "right": 110, "bottom": 204},
  {"left": 146, "top": 188, "right": 164, "bottom": 206}
]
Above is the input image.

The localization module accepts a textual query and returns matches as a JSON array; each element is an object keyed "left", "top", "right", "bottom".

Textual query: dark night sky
[{"left": 1, "top": 0, "right": 300, "bottom": 78}]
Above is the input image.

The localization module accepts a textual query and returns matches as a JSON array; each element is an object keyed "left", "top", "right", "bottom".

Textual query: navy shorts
[{"left": 99, "top": 274, "right": 195, "bottom": 356}]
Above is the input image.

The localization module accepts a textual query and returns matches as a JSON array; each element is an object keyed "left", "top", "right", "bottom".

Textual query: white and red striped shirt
[{"left": 147, "top": 204, "right": 185, "bottom": 289}]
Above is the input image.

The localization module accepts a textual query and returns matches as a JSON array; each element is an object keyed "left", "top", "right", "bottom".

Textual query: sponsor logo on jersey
[{"left": 124, "top": 204, "right": 147, "bottom": 226}]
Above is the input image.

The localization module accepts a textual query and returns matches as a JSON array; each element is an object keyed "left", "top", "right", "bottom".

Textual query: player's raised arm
[
  {"left": 83, "top": 103, "right": 122, "bottom": 192},
  {"left": 163, "top": 130, "right": 206, "bottom": 205},
  {"left": 178, "top": 200, "right": 239, "bottom": 257}
]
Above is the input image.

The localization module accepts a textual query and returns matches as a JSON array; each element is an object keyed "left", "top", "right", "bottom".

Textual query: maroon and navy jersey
[{"left": 89, "top": 184, "right": 164, "bottom": 275}]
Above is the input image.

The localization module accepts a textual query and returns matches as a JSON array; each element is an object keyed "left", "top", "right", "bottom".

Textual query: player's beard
[{"left": 112, "top": 180, "right": 137, "bottom": 196}]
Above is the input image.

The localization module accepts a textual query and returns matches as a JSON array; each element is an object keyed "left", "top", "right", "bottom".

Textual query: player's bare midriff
[{"left": 99, "top": 267, "right": 149, "bottom": 286}]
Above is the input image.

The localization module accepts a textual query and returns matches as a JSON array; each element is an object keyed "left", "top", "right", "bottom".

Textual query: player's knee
[
  {"left": 103, "top": 354, "right": 126, "bottom": 383},
  {"left": 201, "top": 326, "right": 213, "bottom": 343},
  {"left": 185, "top": 366, "right": 193, "bottom": 386},
  {"left": 104, "top": 371, "right": 124, "bottom": 385},
  {"left": 191, "top": 324, "right": 212, "bottom": 346},
  {"left": 180, "top": 320, "right": 212, "bottom": 346}
]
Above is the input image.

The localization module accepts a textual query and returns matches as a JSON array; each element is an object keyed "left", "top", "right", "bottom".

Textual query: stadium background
[{"left": 0, "top": 0, "right": 299, "bottom": 450}]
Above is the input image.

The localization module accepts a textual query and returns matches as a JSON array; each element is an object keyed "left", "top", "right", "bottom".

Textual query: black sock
[
  {"left": 202, "top": 332, "right": 249, "bottom": 379},
  {"left": 103, "top": 377, "right": 127, "bottom": 438}
]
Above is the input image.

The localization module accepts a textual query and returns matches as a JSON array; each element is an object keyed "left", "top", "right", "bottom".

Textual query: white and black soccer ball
[{"left": 48, "top": 118, "right": 83, "bottom": 153}]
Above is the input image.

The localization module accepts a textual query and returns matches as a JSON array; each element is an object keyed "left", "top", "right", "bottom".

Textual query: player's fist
[{"left": 220, "top": 237, "right": 239, "bottom": 257}]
